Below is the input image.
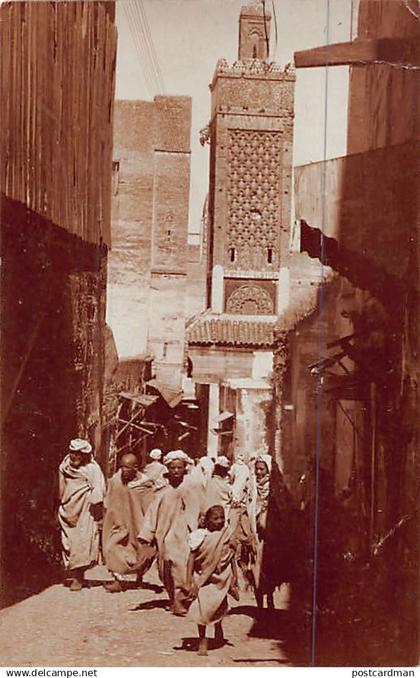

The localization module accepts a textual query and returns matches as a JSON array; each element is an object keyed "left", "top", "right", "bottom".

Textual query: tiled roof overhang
[{"left": 186, "top": 315, "right": 276, "bottom": 348}]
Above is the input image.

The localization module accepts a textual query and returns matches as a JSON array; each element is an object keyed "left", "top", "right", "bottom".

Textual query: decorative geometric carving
[
  {"left": 226, "top": 284, "right": 274, "bottom": 315},
  {"left": 226, "top": 129, "right": 282, "bottom": 271},
  {"left": 216, "top": 58, "right": 293, "bottom": 77}
]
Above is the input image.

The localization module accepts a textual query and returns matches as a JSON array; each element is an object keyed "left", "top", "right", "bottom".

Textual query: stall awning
[
  {"left": 212, "top": 411, "right": 234, "bottom": 424},
  {"left": 210, "top": 411, "right": 234, "bottom": 434},
  {"left": 146, "top": 379, "right": 183, "bottom": 408}
]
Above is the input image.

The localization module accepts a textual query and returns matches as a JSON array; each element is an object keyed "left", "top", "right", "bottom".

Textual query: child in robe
[{"left": 185, "top": 504, "right": 239, "bottom": 656}]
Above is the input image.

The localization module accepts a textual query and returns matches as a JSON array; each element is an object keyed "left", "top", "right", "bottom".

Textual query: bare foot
[
  {"left": 104, "top": 580, "right": 124, "bottom": 593},
  {"left": 197, "top": 637, "right": 208, "bottom": 656},
  {"left": 69, "top": 578, "right": 83, "bottom": 591}
]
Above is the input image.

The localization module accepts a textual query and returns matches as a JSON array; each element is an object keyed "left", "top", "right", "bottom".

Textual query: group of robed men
[{"left": 58, "top": 438, "right": 275, "bottom": 654}]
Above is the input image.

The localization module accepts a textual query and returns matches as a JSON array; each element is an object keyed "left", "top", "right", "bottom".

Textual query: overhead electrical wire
[
  {"left": 124, "top": 2, "right": 150, "bottom": 90},
  {"left": 123, "top": 1, "right": 156, "bottom": 96},
  {"left": 133, "top": 0, "right": 161, "bottom": 92},
  {"left": 123, "top": 0, "right": 165, "bottom": 97},
  {"left": 261, "top": 0, "right": 270, "bottom": 59},
  {"left": 133, "top": 4, "right": 160, "bottom": 92},
  {"left": 131, "top": 1, "right": 160, "bottom": 94},
  {"left": 136, "top": 0, "right": 165, "bottom": 93},
  {"left": 271, "top": 0, "right": 278, "bottom": 56}
]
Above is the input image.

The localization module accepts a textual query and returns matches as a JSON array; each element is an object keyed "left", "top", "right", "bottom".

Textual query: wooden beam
[
  {"left": 117, "top": 419, "right": 155, "bottom": 435},
  {"left": 294, "top": 37, "right": 419, "bottom": 69}
]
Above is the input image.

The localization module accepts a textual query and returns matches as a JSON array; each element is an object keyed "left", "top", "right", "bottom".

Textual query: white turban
[
  {"left": 149, "top": 448, "right": 162, "bottom": 461},
  {"left": 163, "top": 450, "right": 189, "bottom": 465},
  {"left": 215, "top": 455, "right": 230, "bottom": 469},
  {"left": 69, "top": 438, "right": 92, "bottom": 455}
]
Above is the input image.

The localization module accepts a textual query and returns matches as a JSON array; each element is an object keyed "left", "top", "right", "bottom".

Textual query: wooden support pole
[{"left": 294, "top": 37, "right": 419, "bottom": 69}]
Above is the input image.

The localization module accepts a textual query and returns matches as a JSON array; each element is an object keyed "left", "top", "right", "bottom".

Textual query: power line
[
  {"left": 123, "top": 0, "right": 165, "bottom": 97},
  {"left": 133, "top": 4, "right": 159, "bottom": 92},
  {"left": 133, "top": 0, "right": 161, "bottom": 92},
  {"left": 271, "top": 0, "right": 278, "bottom": 55},
  {"left": 123, "top": 1, "right": 156, "bottom": 97},
  {"left": 262, "top": 0, "right": 270, "bottom": 59},
  {"left": 137, "top": 0, "right": 165, "bottom": 93}
]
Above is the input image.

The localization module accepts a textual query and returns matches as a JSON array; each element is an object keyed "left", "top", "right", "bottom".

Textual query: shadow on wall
[
  {"left": 1, "top": 197, "right": 107, "bottom": 608},
  {"left": 246, "top": 461, "right": 417, "bottom": 666}
]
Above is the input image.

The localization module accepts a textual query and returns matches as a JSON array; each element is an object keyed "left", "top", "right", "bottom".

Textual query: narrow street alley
[
  {"left": 0, "top": 567, "right": 300, "bottom": 667},
  {"left": 1, "top": 0, "right": 417, "bottom": 671}
]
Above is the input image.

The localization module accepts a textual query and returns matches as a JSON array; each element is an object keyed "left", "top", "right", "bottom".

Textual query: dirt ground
[{"left": 0, "top": 565, "right": 299, "bottom": 667}]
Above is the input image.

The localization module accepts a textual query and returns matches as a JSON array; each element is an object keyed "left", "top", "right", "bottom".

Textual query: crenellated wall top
[{"left": 210, "top": 59, "right": 296, "bottom": 90}]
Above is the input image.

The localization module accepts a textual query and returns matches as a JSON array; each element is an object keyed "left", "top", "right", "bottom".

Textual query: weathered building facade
[
  {"left": 185, "top": 196, "right": 208, "bottom": 319},
  {"left": 273, "top": 0, "right": 419, "bottom": 664},
  {"left": 187, "top": 1, "right": 295, "bottom": 458},
  {"left": 105, "top": 97, "right": 200, "bottom": 464},
  {"left": 0, "top": 1, "right": 117, "bottom": 605},
  {"left": 108, "top": 97, "right": 191, "bottom": 391}
]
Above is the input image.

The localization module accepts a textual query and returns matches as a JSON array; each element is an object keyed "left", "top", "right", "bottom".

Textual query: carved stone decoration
[
  {"left": 215, "top": 58, "right": 291, "bottom": 77},
  {"left": 226, "top": 284, "right": 274, "bottom": 315},
  {"left": 199, "top": 124, "right": 211, "bottom": 146},
  {"left": 226, "top": 129, "right": 283, "bottom": 271}
]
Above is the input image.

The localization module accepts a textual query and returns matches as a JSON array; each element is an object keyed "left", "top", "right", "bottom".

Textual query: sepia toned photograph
[{"left": 0, "top": 0, "right": 418, "bottom": 669}]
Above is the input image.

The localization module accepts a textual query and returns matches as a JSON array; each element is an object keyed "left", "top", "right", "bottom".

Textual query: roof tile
[{"left": 186, "top": 315, "right": 275, "bottom": 348}]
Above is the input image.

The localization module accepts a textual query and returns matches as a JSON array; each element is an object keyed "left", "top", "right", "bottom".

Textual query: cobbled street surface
[{"left": 0, "top": 566, "right": 298, "bottom": 667}]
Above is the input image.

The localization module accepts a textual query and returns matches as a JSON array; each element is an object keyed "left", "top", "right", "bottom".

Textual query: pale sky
[{"left": 115, "top": 0, "right": 354, "bottom": 233}]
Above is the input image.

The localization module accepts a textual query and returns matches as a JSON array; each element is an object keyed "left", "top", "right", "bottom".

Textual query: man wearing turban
[
  {"left": 143, "top": 448, "right": 166, "bottom": 487},
  {"left": 138, "top": 450, "right": 203, "bottom": 614},
  {"left": 58, "top": 439, "right": 106, "bottom": 590}
]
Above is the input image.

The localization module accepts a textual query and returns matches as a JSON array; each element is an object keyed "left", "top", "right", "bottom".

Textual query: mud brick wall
[{"left": 110, "top": 97, "right": 191, "bottom": 389}]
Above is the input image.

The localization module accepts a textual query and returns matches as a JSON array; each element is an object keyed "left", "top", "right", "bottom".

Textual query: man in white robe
[
  {"left": 58, "top": 438, "right": 105, "bottom": 590},
  {"left": 143, "top": 448, "right": 166, "bottom": 488},
  {"left": 138, "top": 450, "right": 203, "bottom": 615}
]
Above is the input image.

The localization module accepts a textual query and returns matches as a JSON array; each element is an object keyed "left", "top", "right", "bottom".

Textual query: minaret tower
[
  {"left": 206, "top": 0, "right": 295, "bottom": 316},
  {"left": 238, "top": 0, "right": 271, "bottom": 60}
]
